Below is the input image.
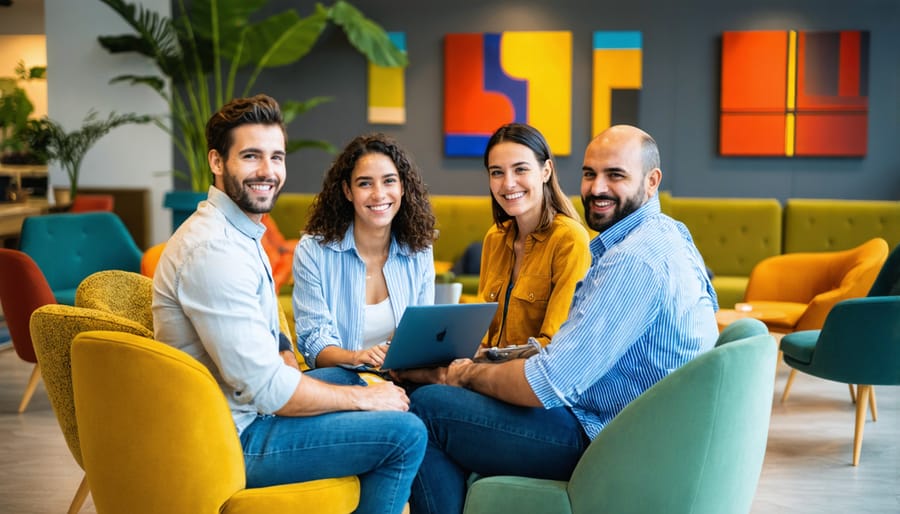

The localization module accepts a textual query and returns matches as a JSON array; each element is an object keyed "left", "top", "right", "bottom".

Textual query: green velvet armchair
[{"left": 464, "top": 334, "right": 777, "bottom": 514}]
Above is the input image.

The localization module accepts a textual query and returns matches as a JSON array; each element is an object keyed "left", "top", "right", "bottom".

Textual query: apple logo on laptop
[{"left": 435, "top": 328, "right": 447, "bottom": 342}]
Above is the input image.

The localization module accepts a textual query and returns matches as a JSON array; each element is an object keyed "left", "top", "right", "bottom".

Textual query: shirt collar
[
  {"left": 589, "top": 193, "right": 661, "bottom": 256},
  {"left": 325, "top": 222, "right": 410, "bottom": 257},
  {"left": 205, "top": 186, "right": 266, "bottom": 240}
]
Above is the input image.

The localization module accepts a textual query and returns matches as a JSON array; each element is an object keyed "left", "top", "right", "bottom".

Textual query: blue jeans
[
  {"left": 239, "top": 368, "right": 426, "bottom": 514},
  {"left": 408, "top": 384, "right": 589, "bottom": 514}
]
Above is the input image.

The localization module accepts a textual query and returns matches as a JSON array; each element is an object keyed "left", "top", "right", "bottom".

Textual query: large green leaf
[
  {"left": 281, "top": 97, "right": 333, "bottom": 125},
  {"left": 97, "top": 0, "right": 182, "bottom": 76},
  {"left": 239, "top": 10, "right": 329, "bottom": 68},
  {"left": 189, "top": 0, "right": 266, "bottom": 42},
  {"left": 330, "top": 1, "right": 408, "bottom": 67},
  {"left": 109, "top": 74, "right": 167, "bottom": 96}
]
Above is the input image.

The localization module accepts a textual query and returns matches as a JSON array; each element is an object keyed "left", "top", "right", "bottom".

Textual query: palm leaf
[
  {"left": 281, "top": 97, "right": 333, "bottom": 124},
  {"left": 286, "top": 139, "right": 337, "bottom": 155},
  {"left": 109, "top": 74, "right": 167, "bottom": 96},
  {"left": 330, "top": 1, "right": 408, "bottom": 67},
  {"left": 239, "top": 10, "right": 329, "bottom": 69}
]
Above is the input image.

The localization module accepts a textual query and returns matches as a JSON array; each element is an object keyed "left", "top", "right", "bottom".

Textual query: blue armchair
[
  {"left": 463, "top": 334, "right": 777, "bottom": 514},
  {"left": 19, "top": 212, "right": 142, "bottom": 305}
]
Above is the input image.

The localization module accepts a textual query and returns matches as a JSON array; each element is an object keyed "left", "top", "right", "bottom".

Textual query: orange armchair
[
  {"left": 261, "top": 214, "right": 299, "bottom": 293},
  {"left": 725, "top": 238, "right": 889, "bottom": 334}
]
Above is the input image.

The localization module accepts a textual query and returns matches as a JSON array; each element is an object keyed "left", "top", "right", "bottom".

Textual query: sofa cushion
[{"left": 784, "top": 199, "right": 900, "bottom": 254}]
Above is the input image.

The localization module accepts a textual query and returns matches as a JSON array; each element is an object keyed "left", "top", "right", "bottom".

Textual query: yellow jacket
[{"left": 478, "top": 214, "right": 591, "bottom": 348}]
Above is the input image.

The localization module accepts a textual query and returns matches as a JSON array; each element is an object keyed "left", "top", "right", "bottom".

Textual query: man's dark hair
[{"left": 205, "top": 94, "right": 286, "bottom": 160}]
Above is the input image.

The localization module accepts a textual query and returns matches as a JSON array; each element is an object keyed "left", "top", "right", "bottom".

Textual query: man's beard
[
  {"left": 583, "top": 185, "right": 645, "bottom": 233},
  {"left": 223, "top": 167, "right": 281, "bottom": 214}
]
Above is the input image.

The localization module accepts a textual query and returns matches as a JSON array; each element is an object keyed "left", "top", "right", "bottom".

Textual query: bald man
[{"left": 407, "top": 125, "right": 719, "bottom": 514}]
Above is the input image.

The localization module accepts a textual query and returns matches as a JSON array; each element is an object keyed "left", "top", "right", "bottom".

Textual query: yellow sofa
[{"left": 270, "top": 193, "right": 900, "bottom": 317}]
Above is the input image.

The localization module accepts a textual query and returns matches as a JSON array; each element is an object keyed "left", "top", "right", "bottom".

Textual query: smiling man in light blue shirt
[
  {"left": 408, "top": 125, "right": 718, "bottom": 514},
  {"left": 152, "top": 94, "right": 425, "bottom": 514}
]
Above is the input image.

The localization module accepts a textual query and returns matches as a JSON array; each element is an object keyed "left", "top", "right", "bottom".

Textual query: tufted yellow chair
[
  {"left": 71, "top": 329, "right": 360, "bottom": 514},
  {"left": 75, "top": 270, "right": 154, "bottom": 332},
  {"left": 29, "top": 304, "right": 155, "bottom": 513}
]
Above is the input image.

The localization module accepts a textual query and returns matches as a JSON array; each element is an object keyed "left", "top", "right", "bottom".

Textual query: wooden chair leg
[
  {"left": 68, "top": 474, "right": 90, "bottom": 514},
  {"left": 869, "top": 387, "right": 877, "bottom": 422},
  {"left": 852, "top": 385, "right": 871, "bottom": 466},
  {"left": 781, "top": 368, "right": 797, "bottom": 403},
  {"left": 848, "top": 384, "right": 856, "bottom": 403},
  {"left": 17, "top": 363, "right": 41, "bottom": 413}
]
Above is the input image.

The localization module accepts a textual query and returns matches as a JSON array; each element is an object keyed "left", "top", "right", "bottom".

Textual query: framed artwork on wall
[
  {"left": 368, "top": 32, "right": 407, "bottom": 125},
  {"left": 720, "top": 30, "right": 869, "bottom": 157},
  {"left": 592, "top": 31, "right": 642, "bottom": 137},
  {"left": 443, "top": 31, "right": 572, "bottom": 157}
]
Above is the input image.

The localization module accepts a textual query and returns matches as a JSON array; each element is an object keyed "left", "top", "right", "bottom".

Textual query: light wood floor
[{"left": 0, "top": 346, "right": 897, "bottom": 513}]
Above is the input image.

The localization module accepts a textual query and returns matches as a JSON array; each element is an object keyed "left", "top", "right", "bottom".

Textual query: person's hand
[
  {"left": 446, "top": 358, "right": 474, "bottom": 387},
  {"left": 354, "top": 381, "right": 410, "bottom": 411},
  {"left": 351, "top": 343, "right": 389, "bottom": 368},
  {"left": 280, "top": 350, "right": 300, "bottom": 370},
  {"left": 390, "top": 367, "right": 448, "bottom": 385}
]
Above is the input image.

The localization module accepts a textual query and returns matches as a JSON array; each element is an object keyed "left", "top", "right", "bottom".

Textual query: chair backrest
[
  {"left": 0, "top": 249, "right": 57, "bottom": 363},
  {"left": 140, "top": 241, "right": 167, "bottom": 278},
  {"left": 867, "top": 243, "right": 900, "bottom": 297},
  {"left": 715, "top": 317, "right": 769, "bottom": 347},
  {"left": 70, "top": 194, "right": 115, "bottom": 213},
  {"left": 29, "top": 304, "right": 154, "bottom": 469},
  {"left": 800, "top": 296, "right": 900, "bottom": 386},
  {"left": 19, "top": 212, "right": 143, "bottom": 304},
  {"left": 567, "top": 335, "right": 776, "bottom": 514},
  {"left": 75, "top": 270, "right": 154, "bottom": 332},
  {"left": 72, "top": 330, "right": 247, "bottom": 514}
]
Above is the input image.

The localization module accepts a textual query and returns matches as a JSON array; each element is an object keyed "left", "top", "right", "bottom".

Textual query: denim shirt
[
  {"left": 524, "top": 194, "right": 719, "bottom": 439},
  {"left": 153, "top": 186, "right": 301, "bottom": 435},
  {"left": 292, "top": 224, "right": 435, "bottom": 368}
]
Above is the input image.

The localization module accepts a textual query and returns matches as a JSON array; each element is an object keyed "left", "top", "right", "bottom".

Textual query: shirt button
[
  {"left": 528, "top": 292, "right": 535, "bottom": 301},
  {"left": 490, "top": 292, "right": 496, "bottom": 299}
]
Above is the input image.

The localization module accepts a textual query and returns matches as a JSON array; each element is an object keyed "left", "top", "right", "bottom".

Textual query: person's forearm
[
  {"left": 313, "top": 345, "right": 355, "bottom": 368},
  {"left": 274, "top": 374, "right": 363, "bottom": 416},
  {"left": 453, "top": 359, "right": 543, "bottom": 407}
]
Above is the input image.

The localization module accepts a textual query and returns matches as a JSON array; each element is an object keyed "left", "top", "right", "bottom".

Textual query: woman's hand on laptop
[{"left": 352, "top": 343, "right": 390, "bottom": 368}]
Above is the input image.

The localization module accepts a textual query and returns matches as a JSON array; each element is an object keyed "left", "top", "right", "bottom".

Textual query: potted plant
[
  {"left": 0, "top": 61, "right": 47, "bottom": 165},
  {"left": 40, "top": 110, "right": 153, "bottom": 204},
  {"left": 96, "top": 0, "right": 407, "bottom": 229}
]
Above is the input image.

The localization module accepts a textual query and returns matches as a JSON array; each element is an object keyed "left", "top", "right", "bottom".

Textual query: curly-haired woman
[{"left": 292, "top": 133, "right": 436, "bottom": 371}]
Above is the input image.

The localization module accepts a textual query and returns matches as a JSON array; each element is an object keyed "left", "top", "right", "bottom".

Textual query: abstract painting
[
  {"left": 444, "top": 31, "right": 572, "bottom": 157},
  {"left": 720, "top": 30, "right": 869, "bottom": 157},
  {"left": 592, "top": 31, "right": 642, "bottom": 137},
  {"left": 368, "top": 32, "right": 406, "bottom": 124}
]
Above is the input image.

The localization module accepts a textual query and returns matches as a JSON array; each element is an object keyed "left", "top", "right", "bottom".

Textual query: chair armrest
[
  {"left": 464, "top": 476, "right": 572, "bottom": 514},
  {"left": 223, "top": 476, "right": 360, "bottom": 514}
]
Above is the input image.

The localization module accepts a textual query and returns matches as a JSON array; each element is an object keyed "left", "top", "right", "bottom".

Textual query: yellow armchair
[
  {"left": 724, "top": 237, "right": 889, "bottom": 333},
  {"left": 71, "top": 329, "right": 359, "bottom": 514}
]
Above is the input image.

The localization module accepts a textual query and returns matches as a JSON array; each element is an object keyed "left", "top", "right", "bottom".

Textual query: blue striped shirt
[
  {"left": 524, "top": 195, "right": 719, "bottom": 439},
  {"left": 292, "top": 225, "right": 435, "bottom": 367}
]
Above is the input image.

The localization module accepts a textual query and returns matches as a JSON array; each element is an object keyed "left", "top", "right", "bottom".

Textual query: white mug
[{"left": 434, "top": 282, "right": 463, "bottom": 304}]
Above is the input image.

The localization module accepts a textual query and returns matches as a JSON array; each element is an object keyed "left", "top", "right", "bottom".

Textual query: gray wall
[{"left": 246, "top": 0, "right": 899, "bottom": 201}]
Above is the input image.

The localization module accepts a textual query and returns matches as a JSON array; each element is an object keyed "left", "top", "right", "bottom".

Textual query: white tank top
[{"left": 363, "top": 296, "right": 395, "bottom": 348}]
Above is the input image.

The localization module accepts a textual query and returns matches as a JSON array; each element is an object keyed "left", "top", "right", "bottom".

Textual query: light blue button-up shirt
[
  {"left": 292, "top": 225, "right": 435, "bottom": 368},
  {"left": 153, "top": 186, "right": 301, "bottom": 435},
  {"left": 524, "top": 195, "right": 719, "bottom": 439}
]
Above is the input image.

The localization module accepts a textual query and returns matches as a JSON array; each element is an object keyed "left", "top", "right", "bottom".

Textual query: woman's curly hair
[{"left": 305, "top": 133, "right": 436, "bottom": 252}]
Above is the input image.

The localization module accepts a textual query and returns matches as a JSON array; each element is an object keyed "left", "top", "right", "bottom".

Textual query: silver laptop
[{"left": 379, "top": 303, "right": 497, "bottom": 370}]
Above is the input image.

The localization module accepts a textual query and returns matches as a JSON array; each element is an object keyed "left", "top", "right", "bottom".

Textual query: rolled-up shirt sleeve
[{"left": 179, "top": 239, "right": 300, "bottom": 413}]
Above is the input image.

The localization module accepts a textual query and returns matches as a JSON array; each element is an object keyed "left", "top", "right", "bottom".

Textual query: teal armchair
[
  {"left": 19, "top": 212, "right": 142, "bottom": 305},
  {"left": 780, "top": 295, "right": 900, "bottom": 466},
  {"left": 463, "top": 334, "right": 777, "bottom": 514}
]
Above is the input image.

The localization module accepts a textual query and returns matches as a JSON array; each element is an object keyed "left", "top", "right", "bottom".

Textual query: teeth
[
  {"left": 249, "top": 184, "right": 273, "bottom": 191},
  {"left": 592, "top": 199, "right": 614, "bottom": 208},
  {"left": 504, "top": 192, "right": 525, "bottom": 200},
  {"left": 369, "top": 203, "right": 391, "bottom": 212}
]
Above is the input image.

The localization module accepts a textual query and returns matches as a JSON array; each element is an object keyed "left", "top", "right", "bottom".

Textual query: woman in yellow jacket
[{"left": 479, "top": 123, "right": 591, "bottom": 349}]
